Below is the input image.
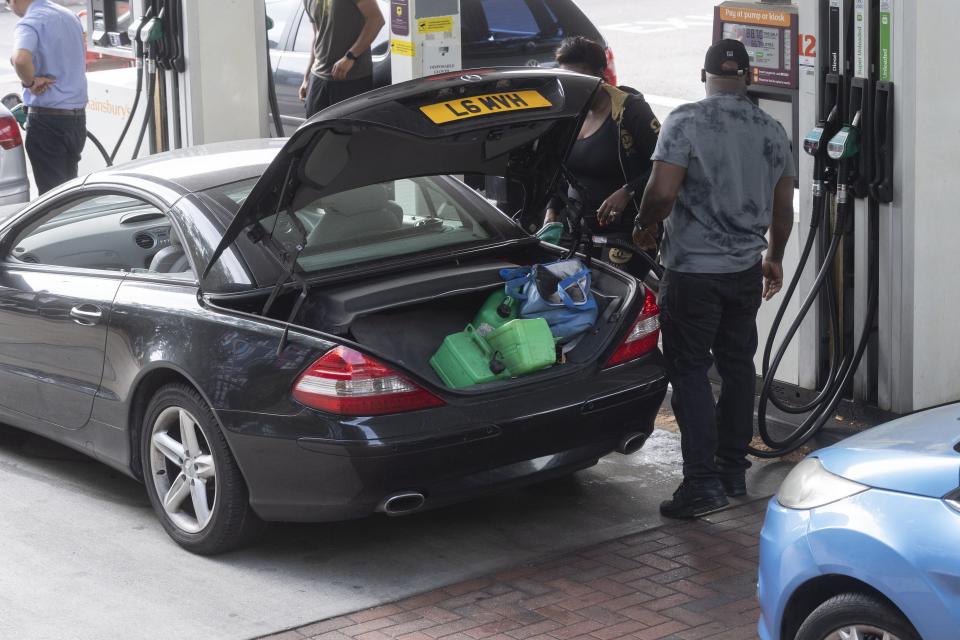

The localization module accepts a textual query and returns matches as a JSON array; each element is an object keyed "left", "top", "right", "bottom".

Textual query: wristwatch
[
  {"left": 345, "top": 50, "right": 358, "bottom": 61},
  {"left": 22, "top": 78, "right": 35, "bottom": 89}
]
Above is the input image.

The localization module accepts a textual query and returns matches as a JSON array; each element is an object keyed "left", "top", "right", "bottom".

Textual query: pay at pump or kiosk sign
[{"left": 714, "top": 3, "right": 799, "bottom": 90}]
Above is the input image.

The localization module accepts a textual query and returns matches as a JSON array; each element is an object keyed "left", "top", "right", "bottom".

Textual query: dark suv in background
[{"left": 266, "top": 0, "right": 614, "bottom": 134}]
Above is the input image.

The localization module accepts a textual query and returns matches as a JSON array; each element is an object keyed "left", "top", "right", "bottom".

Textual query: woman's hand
[{"left": 597, "top": 187, "right": 633, "bottom": 227}]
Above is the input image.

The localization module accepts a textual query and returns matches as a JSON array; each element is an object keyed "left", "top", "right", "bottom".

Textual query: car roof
[{"left": 84, "top": 138, "right": 285, "bottom": 196}]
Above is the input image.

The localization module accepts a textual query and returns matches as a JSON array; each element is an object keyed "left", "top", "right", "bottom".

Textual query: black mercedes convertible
[{"left": 0, "top": 70, "right": 666, "bottom": 554}]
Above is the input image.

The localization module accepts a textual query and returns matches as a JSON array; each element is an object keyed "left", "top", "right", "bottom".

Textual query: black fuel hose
[
  {"left": 266, "top": 34, "right": 284, "bottom": 137},
  {"left": 750, "top": 177, "right": 878, "bottom": 458},
  {"left": 132, "top": 70, "right": 157, "bottom": 160},
  {"left": 761, "top": 184, "right": 843, "bottom": 415},
  {"left": 85, "top": 130, "right": 112, "bottom": 167},
  {"left": 109, "top": 65, "right": 145, "bottom": 163}
]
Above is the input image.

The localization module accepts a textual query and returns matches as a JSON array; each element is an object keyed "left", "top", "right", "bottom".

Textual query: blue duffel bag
[{"left": 501, "top": 258, "right": 599, "bottom": 343}]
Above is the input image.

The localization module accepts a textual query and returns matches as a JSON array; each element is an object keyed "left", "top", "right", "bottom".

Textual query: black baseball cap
[{"left": 704, "top": 39, "right": 750, "bottom": 77}]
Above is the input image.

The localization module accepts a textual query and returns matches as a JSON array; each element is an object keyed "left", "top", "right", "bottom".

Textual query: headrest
[{"left": 319, "top": 184, "right": 390, "bottom": 217}]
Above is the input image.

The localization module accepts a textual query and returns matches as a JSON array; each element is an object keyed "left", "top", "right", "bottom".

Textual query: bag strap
[
  {"left": 504, "top": 276, "right": 531, "bottom": 300},
  {"left": 499, "top": 266, "right": 530, "bottom": 281},
  {"left": 556, "top": 268, "right": 598, "bottom": 311},
  {"left": 500, "top": 266, "right": 532, "bottom": 301}
]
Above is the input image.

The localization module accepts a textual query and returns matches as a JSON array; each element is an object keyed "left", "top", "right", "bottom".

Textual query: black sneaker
[
  {"left": 719, "top": 473, "right": 747, "bottom": 497},
  {"left": 659, "top": 479, "right": 729, "bottom": 519}
]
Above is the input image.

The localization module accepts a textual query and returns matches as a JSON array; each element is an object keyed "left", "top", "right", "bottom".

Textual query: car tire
[
  {"left": 795, "top": 592, "right": 920, "bottom": 640},
  {"left": 141, "top": 383, "right": 265, "bottom": 555}
]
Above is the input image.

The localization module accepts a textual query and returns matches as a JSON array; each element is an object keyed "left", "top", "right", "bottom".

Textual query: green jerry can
[
  {"left": 430, "top": 325, "right": 511, "bottom": 389},
  {"left": 535, "top": 221, "right": 565, "bottom": 245},
  {"left": 486, "top": 318, "right": 556, "bottom": 376},
  {"left": 472, "top": 290, "right": 519, "bottom": 337}
]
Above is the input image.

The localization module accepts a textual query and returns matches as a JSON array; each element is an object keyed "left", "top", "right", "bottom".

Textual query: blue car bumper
[{"left": 758, "top": 490, "right": 960, "bottom": 640}]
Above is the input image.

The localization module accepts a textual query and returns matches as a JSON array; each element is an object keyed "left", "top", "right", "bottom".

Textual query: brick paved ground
[{"left": 263, "top": 498, "right": 768, "bottom": 640}]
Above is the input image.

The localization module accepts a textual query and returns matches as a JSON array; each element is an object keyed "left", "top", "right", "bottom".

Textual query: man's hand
[
  {"left": 762, "top": 258, "right": 784, "bottom": 300},
  {"left": 31, "top": 76, "right": 54, "bottom": 95},
  {"left": 544, "top": 208, "right": 560, "bottom": 224},
  {"left": 633, "top": 226, "right": 657, "bottom": 251},
  {"left": 299, "top": 77, "right": 309, "bottom": 102},
  {"left": 332, "top": 56, "right": 355, "bottom": 81},
  {"left": 597, "top": 187, "right": 633, "bottom": 227}
]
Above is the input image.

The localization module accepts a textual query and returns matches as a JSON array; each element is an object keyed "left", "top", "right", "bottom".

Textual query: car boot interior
[{"left": 211, "top": 248, "right": 635, "bottom": 389}]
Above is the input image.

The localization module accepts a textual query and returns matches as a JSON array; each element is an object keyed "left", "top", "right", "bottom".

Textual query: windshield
[{"left": 202, "top": 176, "right": 519, "bottom": 275}]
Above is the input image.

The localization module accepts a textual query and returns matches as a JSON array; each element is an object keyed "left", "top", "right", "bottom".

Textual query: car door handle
[{"left": 70, "top": 304, "right": 103, "bottom": 326}]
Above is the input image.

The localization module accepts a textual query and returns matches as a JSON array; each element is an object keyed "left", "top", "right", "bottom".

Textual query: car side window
[
  {"left": 372, "top": 1, "right": 390, "bottom": 56},
  {"left": 266, "top": 0, "right": 296, "bottom": 48},
  {"left": 294, "top": 12, "right": 314, "bottom": 53},
  {"left": 464, "top": 0, "right": 563, "bottom": 43},
  {"left": 9, "top": 194, "right": 193, "bottom": 277},
  {"left": 481, "top": 0, "right": 539, "bottom": 37}
]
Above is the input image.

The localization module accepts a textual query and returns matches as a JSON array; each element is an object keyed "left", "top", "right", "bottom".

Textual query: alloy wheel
[
  {"left": 149, "top": 406, "right": 218, "bottom": 534},
  {"left": 826, "top": 626, "right": 901, "bottom": 640}
]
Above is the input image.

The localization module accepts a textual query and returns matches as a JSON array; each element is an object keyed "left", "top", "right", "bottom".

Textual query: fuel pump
[
  {"left": 752, "top": 0, "right": 892, "bottom": 457},
  {"left": 86, "top": 0, "right": 137, "bottom": 57},
  {"left": 389, "top": 0, "right": 463, "bottom": 84}
]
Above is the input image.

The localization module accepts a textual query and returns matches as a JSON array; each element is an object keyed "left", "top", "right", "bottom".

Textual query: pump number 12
[{"left": 799, "top": 33, "right": 817, "bottom": 64}]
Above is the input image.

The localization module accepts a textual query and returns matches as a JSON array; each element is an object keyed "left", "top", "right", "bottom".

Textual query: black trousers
[
  {"left": 305, "top": 74, "right": 372, "bottom": 118},
  {"left": 25, "top": 113, "right": 86, "bottom": 195},
  {"left": 659, "top": 262, "right": 763, "bottom": 480}
]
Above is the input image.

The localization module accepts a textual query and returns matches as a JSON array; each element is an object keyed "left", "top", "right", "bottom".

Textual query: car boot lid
[
  {"left": 815, "top": 403, "right": 960, "bottom": 498},
  {"left": 202, "top": 69, "right": 600, "bottom": 281}
]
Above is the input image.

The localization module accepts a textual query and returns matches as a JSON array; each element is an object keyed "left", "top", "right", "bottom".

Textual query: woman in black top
[{"left": 545, "top": 37, "right": 661, "bottom": 278}]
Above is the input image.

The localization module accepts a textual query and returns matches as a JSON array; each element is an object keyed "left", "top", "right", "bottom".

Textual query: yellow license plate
[{"left": 420, "top": 90, "right": 552, "bottom": 124}]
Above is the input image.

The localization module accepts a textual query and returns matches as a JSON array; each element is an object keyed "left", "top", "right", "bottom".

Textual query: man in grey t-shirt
[
  {"left": 300, "top": 0, "right": 385, "bottom": 118},
  {"left": 633, "top": 40, "right": 795, "bottom": 518}
]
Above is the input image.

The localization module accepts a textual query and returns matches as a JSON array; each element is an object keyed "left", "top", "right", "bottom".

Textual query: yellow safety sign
[
  {"left": 391, "top": 39, "right": 415, "bottom": 57},
  {"left": 418, "top": 16, "right": 454, "bottom": 33}
]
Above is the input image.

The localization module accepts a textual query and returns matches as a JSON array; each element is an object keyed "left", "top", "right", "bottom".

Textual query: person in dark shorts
[
  {"left": 544, "top": 36, "right": 661, "bottom": 280},
  {"left": 300, "top": 0, "right": 385, "bottom": 118},
  {"left": 633, "top": 40, "right": 796, "bottom": 518},
  {"left": 9, "top": 0, "right": 88, "bottom": 194}
]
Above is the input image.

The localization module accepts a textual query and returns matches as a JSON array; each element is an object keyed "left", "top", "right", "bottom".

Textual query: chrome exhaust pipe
[
  {"left": 617, "top": 432, "right": 648, "bottom": 455},
  {"left": 379, "top": 491, "right": 426, "bottom": 516}
]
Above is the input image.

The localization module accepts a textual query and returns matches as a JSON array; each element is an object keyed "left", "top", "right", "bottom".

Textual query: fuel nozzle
[
  {"left": 127, "top": 7, "right": 154, "bottom": 63},
  {"left": 803, "top": 106, "right": 840, "bottom": 158},
  {"left": 827, "top": 110, "right": 862, "bottom": 161},
  {"left": 9, "top": 102, "right": 25, "bottom": 128}
]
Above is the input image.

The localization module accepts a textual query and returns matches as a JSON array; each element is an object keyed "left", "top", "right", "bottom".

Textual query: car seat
[
  {"left": 308, "top": 184, "right": 402, "bottom": 245},
  {"left": 148, "top": 232, "right": 190, "bottom": 273}
]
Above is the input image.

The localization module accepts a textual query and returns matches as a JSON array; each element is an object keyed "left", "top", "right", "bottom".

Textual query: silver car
[{"left": 0, "top": 101, "right": 30, "bottom": 205}]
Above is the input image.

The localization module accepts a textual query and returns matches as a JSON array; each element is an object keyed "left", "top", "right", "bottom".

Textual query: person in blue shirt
[{"left": 9, "top": 0, "right": 88, "bottom": 194}]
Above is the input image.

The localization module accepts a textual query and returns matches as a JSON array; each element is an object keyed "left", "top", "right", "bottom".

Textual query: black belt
[{"left": 27, "top": 106, "right": 85, "bottom": 117}]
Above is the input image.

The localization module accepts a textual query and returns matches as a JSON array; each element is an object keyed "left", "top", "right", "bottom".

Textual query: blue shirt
[
  {"left": 13, "top": 0, "right": 88, "bottom": 109},
  {"left": 652, "top": 93, "right": 796, "bottom": 274}
]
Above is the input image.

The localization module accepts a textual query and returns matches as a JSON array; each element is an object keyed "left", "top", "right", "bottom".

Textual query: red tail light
[
  {"left": 604, "top": 288, "right": 660, "bottom": 368},
  {"left": 293, "top": 346, "right": 445, "bottom": 416},
  {"left": 603, "top": 47, "right": 618, "bottom": 86},
  {"left": 0, "top": 116, "right": 22, "bottom": 151}
]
